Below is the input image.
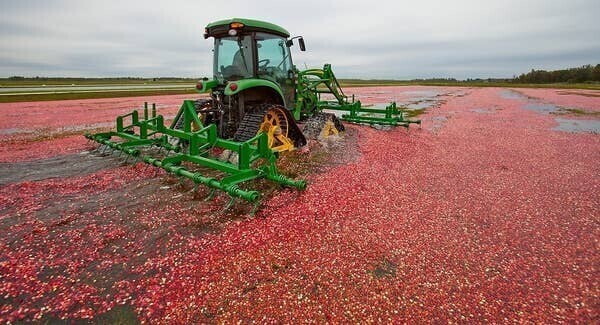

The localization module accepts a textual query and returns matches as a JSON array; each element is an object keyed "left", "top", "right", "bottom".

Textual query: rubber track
[
  {"left": 233, "top": 104, "right": 307, "bottom": 147},
  {"left": 232, "top": 112, "right": 264, "bottom": 142}
]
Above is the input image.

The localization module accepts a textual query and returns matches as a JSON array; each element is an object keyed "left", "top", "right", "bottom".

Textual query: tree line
[
  {"left": 5, "top": 64, "right": 599, "bottom": 84},
  {"left": 516, "top": 64, "right": 600, "bottom": 84}
]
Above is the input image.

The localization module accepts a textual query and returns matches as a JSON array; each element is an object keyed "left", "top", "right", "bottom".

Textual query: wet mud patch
[
  {"left": 0, "top": 171, "right": 222, "bottom": 322},
  {"left": 0, "top": 126, "right": 110, "bottom": 144},
  {"left": 471, "top": 107, "right": 496, "bottom": 114},
  {"left": 93, "top": 304, "right": 140, "bottom": 324},
  {"left": 371, "top": 258, "right": 398, "bottom": 278},
  {"left": 0, "top": 151, "right": 122, "bottom": 185}
]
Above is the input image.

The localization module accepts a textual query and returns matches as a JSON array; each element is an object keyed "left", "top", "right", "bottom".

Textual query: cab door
[{"left": 255, "top": 33, "right": 295, "bottom": 107}]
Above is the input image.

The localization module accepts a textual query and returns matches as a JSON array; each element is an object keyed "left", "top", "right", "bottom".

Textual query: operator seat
[{"left": 221, "top": 49, "right": 250, "bottom": 79}]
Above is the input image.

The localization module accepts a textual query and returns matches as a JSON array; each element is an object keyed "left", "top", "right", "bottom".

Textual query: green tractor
[
  {"left": 86, "top": 18, "right": 419, "bottom": 208},
  {"left": 188, "top": 18, "right": 344, "bottom": 152}
]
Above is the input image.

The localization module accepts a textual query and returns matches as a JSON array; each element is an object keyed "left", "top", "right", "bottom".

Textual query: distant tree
[
  {"left": 593, "top": 64, "right": 600, "bottom": 81},
  {"left": 514, "top": 64, "right": 599, "bottom": 83}
]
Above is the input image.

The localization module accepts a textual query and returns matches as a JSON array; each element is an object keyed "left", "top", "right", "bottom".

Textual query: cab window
[
  {"left": 256, "top": 32, "right": 291, "bottom": 81},
  {"left": 214, "top": 36, "right": 253, "bottom": 81}
]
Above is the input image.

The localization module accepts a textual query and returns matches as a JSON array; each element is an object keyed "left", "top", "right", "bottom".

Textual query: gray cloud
[{"left": 1, "top": 0, "right": 598, "bottom": 79}]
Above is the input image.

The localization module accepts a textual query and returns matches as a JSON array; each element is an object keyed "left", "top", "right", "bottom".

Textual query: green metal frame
[
  {"left": 85, "top": 101, "right": 306, "bottom": 204},
  {"left": 223, "top": 79, "right": 284, "bottom": 99},
  {"left": 295, "top": 64, "right": 421, "bottom": 127}
]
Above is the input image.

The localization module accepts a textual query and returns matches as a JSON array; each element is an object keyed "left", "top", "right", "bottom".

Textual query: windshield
[
  {"left": 213, "top": 36, "right": 253, "bottom": 81},
  {"left": 256, "top": 32, "right": 292, "bottom": 82}
]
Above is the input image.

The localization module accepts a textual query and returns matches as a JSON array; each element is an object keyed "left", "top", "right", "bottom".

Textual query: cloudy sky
[{"left": 1, "top": 0, "right": 598, "bottom": 79}]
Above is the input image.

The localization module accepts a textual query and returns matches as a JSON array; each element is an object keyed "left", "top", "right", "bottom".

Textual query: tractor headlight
[{"left": 228, "top": 29, "right": 237, "bottom": 36}]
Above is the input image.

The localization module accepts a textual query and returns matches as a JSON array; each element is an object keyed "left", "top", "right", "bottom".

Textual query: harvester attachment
[
  {"left": 85, "top": 101, "right": 306, "bottom": 208},
  {"left": 296, "top": 64, "right": 421, "bottom": 128},
  {"left": 341, "top": 101, "right": 422, "bottom": 127}
]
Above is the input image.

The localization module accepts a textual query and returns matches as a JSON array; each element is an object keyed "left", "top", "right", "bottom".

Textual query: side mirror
[{"left": 298, "top": 37, "right": 306, "bottom": 51}]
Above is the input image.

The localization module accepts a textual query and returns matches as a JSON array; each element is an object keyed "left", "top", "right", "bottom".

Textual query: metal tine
[
  {"left": 147, "top": 164, "right": 158, "bottom": 176},
  {"left": 127, "top": 154, "right": 136, "bottom": 164},
  {"left": 222, "top": 196, "right": 236, "bottom": 212},
  {"left": 249, "top": 200, "right": 261, "bottom": 216},
  {"left": 141, "top": 161, "right": 152, "bottom": 173},
  {"left": 204, "top": 188, "right": 216, "bottom": 201}
]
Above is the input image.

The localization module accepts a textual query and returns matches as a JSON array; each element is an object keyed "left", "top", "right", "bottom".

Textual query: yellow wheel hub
[
  {"left": 258, "top": 107, "right": 295, "bottom": 152},
  {"left": 320, "top": 120, "right": 339, "bottom": 138}
]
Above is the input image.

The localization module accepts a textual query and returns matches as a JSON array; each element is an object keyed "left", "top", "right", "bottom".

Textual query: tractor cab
[{"left": 204, "top": 18, "right": 305, "bottom": 108}]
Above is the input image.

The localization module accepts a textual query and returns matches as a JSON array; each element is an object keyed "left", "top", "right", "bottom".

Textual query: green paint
[
  {"left": 206, "top": 18, "right": 290, "bottom": 37},
  {"left": 86, "top": 100, "right": 305, "bottom": 203},
  {"left": 196, "top": 79, "right": 218, "bottom": 93},
  {"left": 223, "top": 78, "right": 284, "bottom": 100}
]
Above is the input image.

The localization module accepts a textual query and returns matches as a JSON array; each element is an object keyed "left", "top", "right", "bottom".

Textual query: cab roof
[{"left": 205, "top": 18, "right": 290, "bottom": 38}]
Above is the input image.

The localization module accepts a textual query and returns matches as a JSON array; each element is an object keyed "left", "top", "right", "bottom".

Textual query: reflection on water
[
  {"left": 523, "top": 103, "right": 561, "bottom": 114},
  {"left": 405, "top": 101, "right": 436, "bottom": 110},
  {"left": 553, "top": 118, "right": 600, "bottom": 134},
  {"left": 501, "top": 89, "right": 599, "bottom": 134},
  {"left": 499, "top": 89, "right": 528, "bottom": 100}
]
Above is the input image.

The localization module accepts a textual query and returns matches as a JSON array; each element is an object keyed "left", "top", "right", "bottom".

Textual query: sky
[{"left": 0, "top": 0, "right": 598, "bottom": 79}]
